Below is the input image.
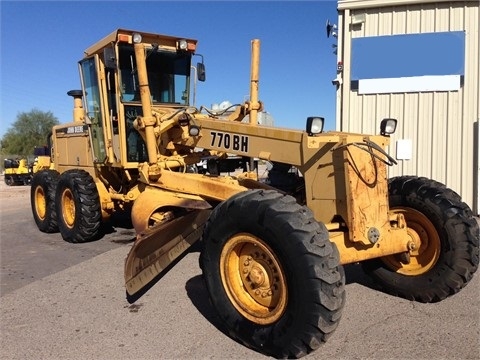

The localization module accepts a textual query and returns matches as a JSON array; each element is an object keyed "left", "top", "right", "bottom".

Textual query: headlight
[
  {"left": 177, "top": 39, "right": 188, "bottom": 51},
  {"left": 380, "top": 118, "right": 397, "bottom": 136},
  {"left": 189, "top": 125, "right": 200, "bottom": 137},
  {"left": 306, "top": 117, "right": 324, "bottom": 135},
  {"left": 132, "top": 33, "right": 142, "bottom": 44}
]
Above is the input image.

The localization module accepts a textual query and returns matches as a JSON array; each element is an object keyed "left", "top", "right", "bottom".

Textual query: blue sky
[{"left": 0, "top": 1, "right": 339, "bottom": 140}]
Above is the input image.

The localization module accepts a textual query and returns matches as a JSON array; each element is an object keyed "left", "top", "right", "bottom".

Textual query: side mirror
[{"left": 197, "top": 62, "right": 206, "bottom": 82}]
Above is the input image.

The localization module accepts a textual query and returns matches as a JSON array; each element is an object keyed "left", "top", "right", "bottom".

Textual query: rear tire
[
  {"left": 55, "top": 169, "right": 102, "bottom": 243},
  {"left": 200, "top": 189, "right": 345, "bottom": 358},
  {"left": 31, "top": 170, "right": 59, "bottom": 233},
  {"left": 363, "top": 176, "right": 479, "bottom": 303}
]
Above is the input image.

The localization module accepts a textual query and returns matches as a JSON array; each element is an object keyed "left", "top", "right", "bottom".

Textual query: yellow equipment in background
[{"left": 4, "top": 158, "right": 32, "bottom": 185}]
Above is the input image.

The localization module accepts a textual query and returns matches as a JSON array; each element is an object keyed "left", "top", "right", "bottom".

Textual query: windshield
[{"left": 118, "top": 44, "right": 191, "bottom": 105}]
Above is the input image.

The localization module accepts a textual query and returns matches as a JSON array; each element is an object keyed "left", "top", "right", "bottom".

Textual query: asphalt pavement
[
  {"left": 1, "top": 245, "right": 479, "bottom": 359},
  {"left": 0, "top": 176, "right": 479, "bottom": 359}
]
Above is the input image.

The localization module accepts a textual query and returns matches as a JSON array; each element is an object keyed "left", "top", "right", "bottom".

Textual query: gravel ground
[{"left": 0, "top": 173, "right": 31, "bottom": 198}]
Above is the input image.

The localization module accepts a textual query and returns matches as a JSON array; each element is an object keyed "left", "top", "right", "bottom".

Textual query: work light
[
  {"left": 306, "top": 117, "right": 325, "bottom": 135},
  {"left": 132, "top": 33, "right": 142, "bottom": 44},
  {"left": 380, "top": 118, "right": 397, "bottom": 136}
]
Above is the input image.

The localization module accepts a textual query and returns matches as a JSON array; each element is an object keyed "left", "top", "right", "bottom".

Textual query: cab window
[{"left": 118, "top": 44, "right": 190, "bottom": 105}]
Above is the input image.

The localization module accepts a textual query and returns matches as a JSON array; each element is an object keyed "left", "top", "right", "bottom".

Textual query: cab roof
[{"left": 83, "top": 28, "right": 198, "bottom": 57}]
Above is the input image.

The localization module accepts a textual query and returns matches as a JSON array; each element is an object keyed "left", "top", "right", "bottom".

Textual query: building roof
[{"left": 338, "top": 0, "right": 461, "bottom": 10}]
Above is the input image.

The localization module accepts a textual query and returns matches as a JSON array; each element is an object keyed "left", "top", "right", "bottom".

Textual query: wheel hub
[
  {"left": 220, "top": 233, "right": 287, "bottom": 324},
  {"left": 239, "top": 250, "right": 280, "bottom": 307},
  {"left": 247, "top": 265, "right": 266, "bottom": 287},
  {"left": 383, "top": 207, "right": 440, "bottom": 275}
]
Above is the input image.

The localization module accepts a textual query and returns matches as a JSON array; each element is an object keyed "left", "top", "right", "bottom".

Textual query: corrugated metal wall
[{"left": 336, "top": 0, "right": 479, "bottom": 213}]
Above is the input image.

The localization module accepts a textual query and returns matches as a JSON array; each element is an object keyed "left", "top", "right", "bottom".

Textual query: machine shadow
[
  {"left": 101, "top": 210, "right": 136, "bottom": 243},
  {"left": 183, "top": 259, "right": 380, "bottom": 341},
  {"left": 184, "top": 274, "right": 231, "bottom": 339},
  {"left": 343, "top": 262, "right": 378, "bottom": 289}
]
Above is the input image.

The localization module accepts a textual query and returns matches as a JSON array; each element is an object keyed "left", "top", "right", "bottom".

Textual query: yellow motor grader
[
  {"left": 3, "top": 146, "right": 53, "bottom": 186},
  {"left": 31, "top": 29, "right": 479, "bottom": 358},
  {"left": 4, "top": 158, "right": 32, "bottom": 185}
]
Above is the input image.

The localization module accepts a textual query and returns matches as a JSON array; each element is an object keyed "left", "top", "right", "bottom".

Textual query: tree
[{"left": 0, "top": 109, "right": 59, "bottom": 156}]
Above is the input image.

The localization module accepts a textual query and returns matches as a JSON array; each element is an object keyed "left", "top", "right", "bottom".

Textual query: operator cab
[{"left": 76, "top": 29, "right": 204, "bottom": 167}]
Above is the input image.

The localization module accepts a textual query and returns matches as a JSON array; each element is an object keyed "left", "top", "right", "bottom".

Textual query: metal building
[{"left": 334, "top": 0, "right": 479, "bottom": 213}]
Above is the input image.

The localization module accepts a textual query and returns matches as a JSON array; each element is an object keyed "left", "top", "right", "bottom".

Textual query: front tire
[
  {"left": 200, "top": 190, "right": 345, "bottom": 358},
  {"left": 363, "top": 176, "right": 479, "bottom": 303},
  {"left": 31, "top": 170, "right": 59, "bottom": 233},
  {"left": 55, "top": 169, "right": 102, "bottom": 243}
]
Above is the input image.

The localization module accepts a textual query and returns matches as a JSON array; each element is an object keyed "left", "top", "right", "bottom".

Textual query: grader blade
[{"left": 125, "top": 209, "right": 211, "bottom": 297}]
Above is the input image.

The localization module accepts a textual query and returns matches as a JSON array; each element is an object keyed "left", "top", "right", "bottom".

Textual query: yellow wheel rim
[
  {"left": 382, "top": 207, "right": 441, "bottom": 276},
  {"left": 34, "top": 186, "right": 47, "bottom": 220},
  {"left": 61, "top": 188, "right": 76, "bottom": 228},
  {"left": 220, "top": 233, "right": 287, "bottom": 325}
]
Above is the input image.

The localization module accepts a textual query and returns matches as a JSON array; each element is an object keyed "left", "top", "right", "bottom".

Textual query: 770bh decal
[{"left": 210, "top": 131, "right": 249, "bottom": 153}]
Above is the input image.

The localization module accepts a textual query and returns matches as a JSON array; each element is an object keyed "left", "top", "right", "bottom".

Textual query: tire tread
[
  {"left": 364, "top": 176, "right": 479, "bottom": 303},
  {"left": 30, "top": 169, "right": 59, "bottom": 233},
  {"left": 56, "top": 169, "right": 101, "bottom": 243}
]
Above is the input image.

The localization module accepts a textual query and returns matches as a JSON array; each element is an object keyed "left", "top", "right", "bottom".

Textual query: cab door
[{"left": 79, "top": 56, "right": 107, "bottom": 163}]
